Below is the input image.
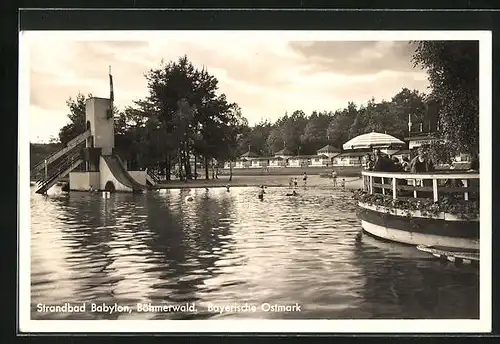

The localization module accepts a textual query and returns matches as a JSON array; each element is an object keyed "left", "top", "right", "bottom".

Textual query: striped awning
[{"left": 342, "top": 132, "right": 405, "bottom": 150}]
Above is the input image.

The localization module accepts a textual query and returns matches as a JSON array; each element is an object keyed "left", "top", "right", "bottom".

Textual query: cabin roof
[
  {"left": 240, "top": 150, "right": 259, "bottom": 158},
  {"left": 289, "top": 154, "right": 329, "bottom": 159},
  {"left": 274, "top": 148, "right": 294, "bottom": 156},
  {"left": 252, "top": 156, "right": 274, "bottom": 161},
  {"left": 317, "top": 144, "right": 341, "bottom": 153},
  {"left": 334, "top": 152, "right": 367, "bottom": 157}
]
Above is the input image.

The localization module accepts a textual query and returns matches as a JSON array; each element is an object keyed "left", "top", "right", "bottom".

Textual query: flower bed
[{"left": 352, "top": 190, "right": 479, "bottom": 220}]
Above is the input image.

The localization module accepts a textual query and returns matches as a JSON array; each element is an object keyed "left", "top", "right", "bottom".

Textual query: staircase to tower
[{"left": 31, "top": 130, "right": 91, "bottom": 194}]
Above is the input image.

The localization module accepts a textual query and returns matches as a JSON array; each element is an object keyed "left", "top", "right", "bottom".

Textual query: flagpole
[{"left": 108, "top": 65, "right": 114, "bottom": 119}]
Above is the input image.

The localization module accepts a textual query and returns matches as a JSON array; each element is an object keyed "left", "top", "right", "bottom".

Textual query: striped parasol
[{"left": 342, "top": 132, "right": 405, "bottom": 150}]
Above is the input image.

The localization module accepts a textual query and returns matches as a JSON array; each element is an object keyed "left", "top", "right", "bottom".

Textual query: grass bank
[{"left": 155, "top": 174, "right": 363, "bottom": 190}]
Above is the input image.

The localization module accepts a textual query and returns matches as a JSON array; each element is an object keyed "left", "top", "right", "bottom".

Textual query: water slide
[{"left": 101, "top": 155, "right": 148, "bottom": 192}]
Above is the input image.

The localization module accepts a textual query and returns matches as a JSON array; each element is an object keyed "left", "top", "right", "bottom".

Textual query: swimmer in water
[
  {"left": 341, "top": 178, "right": 345, "bottom": 190},
  {"left": 293, "top": 178, "right": 298, "bottom": 188},
  {"left": 185, "top": 195, "right": 194, "bottom": 202},
  {"left": 286, "top": 190, "right": 298, "bottom": 196},
  {"left": 258, "top": 185, "right": 265, "bottom": 200},
  {"left": 226, "top": 184, "right": 230, "bottom": 192}
]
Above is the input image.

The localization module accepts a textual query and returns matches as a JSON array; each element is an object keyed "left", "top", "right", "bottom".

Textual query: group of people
[
  {"left": 363, "top": 147, "right": 434, "bottom": 173},
  {"left": 330, "top": 171, "right": 345, "bottom": 190},
  {"left": 363, "top": 146, "right": 437, "bottom": 196},
  {"left": 288, "top": 172, "right": 308, "bottom": 188},
  {"left": 258, "top": 184, "right": 299, "bottom": 200}
]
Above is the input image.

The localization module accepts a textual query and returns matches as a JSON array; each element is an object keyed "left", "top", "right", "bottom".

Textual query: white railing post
[
  {"left": 381, "top": 177, "right": 385, "bottom": 195},
  {"left": 463, "top": 179, "right": 469, "bottom": 200},
  {"left": 369, "top": 175, "right": 373, "bottom": 194},
  {"left": 432, "top": 178, "right": 438, "bottom": 202},
  {"left": 413, "top": 179, "right": 417, "bottom": 198},
  {"left": 392, "top": 177, "right": 397, "bottom": 199}
]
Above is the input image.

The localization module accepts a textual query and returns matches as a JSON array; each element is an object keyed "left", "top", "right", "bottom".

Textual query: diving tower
[{"left": 31, "top": 97, "right": 159, "bottom": 194}]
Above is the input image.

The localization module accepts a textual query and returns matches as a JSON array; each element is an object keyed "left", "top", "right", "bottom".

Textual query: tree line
[
  {"left": 236, "top": 87, "right": 434, "bottom": 159},
  {"left": 54, "top": 41, "right": 478, "bottom": 180}
]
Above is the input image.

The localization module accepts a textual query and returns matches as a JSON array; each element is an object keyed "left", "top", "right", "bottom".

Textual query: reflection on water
[{"left": 30, "top": 186, "right": 479, "bottom": 320}]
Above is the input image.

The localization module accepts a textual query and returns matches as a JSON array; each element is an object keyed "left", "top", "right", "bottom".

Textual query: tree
[
  {"left": 266, "top": 127, "right": 284, "bottom": 154},
  {"left": 412, "top": 40, "right": 479, "bottom": 156},
  {"left": 215, "top": 104, "right": 247, "bottom": 181},
  {"left": 141, "top": 56, "right": 244, "bottom": 180},
  {"left": 388, "top": 88, "right": 427, "bottom": 139},
  {"left": 58, "top": 92, "right": 91, "bottom": 145},
  {"left": 240, "top": 119, "right": 272, "bottom": 156},
  {"left": 300, "top": 111, "right": 331, "bottom": 154},
  {"left": 48, "top": 135, "right": 60, "bottom": 144},
  {"left": 280, "top": 110, "right": 308, "bottom": 154},
  {"left": 327, "top": 102, "right": 358, "bottom": 147}
]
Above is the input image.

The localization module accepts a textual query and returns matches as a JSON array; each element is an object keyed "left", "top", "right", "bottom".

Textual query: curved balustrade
[{"left": 361, "top": 170, "right": 479, "bottom": 202}]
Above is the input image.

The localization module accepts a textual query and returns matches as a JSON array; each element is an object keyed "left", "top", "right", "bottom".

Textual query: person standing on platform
[
  {"left": 409, "top": 146, "right": 435, "bottom": 197},
  {"left": 401, "top": 156, "right": 410, "bottom": 172},
  {"left": 364, "top": 153, "right": 374, "bottom": 171},
  {"left": 409, "top": 146, "right": 435, "bottom": 173}
]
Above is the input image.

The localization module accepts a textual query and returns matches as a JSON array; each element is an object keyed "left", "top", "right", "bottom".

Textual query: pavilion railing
[{"left": 361, "top": 170, "right": 480, "bottom": 202}]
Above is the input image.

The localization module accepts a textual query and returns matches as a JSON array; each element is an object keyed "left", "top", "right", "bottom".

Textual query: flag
[{"left": 107, "top": 65, "right": 114, "bottom": 119}]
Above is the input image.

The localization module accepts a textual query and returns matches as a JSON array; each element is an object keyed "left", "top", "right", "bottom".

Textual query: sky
[{"left": 24, "top": 32, "right": 431, "bottom": 143}]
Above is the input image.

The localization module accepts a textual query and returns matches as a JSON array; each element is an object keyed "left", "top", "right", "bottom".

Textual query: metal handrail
[
  {"left": 36, "top": 149, "right": 82, "bottom": 185},
  {"left": 36, "top": 158, "right": 83, "bottom": 193},
  {"left": 146, "top": 169, "right": 161, "bottom": 183},
  {"left": 35, "top": 143, "right": 83, "bottom": 179},
  {"left": 31, "top": 130, "right": 90, "bottom": 172}
]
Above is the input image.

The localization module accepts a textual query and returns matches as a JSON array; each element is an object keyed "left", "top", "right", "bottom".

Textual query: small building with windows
[
  {"left": 316, "top": 144, "right": 341, "bottom": 160},
  {"left": 233, "top": 158, "right": 250, "bottom": 169},
  {"left": 287, "top": 156, "right": 309, "bottom": 168},
  {"left": 268, "top": 156, "right": 286, "bottom": 168},
  {"left": 332, "top": 152, "right": 367, "bottom": 167},
  {"left": 405, "top": 132, "right": 441, "bottom": 152},
  {"left": 309, "top": 154, "right": 330, "bottom": 167},
  {"left": 250, "top": 157, "right": 270, "bottom": 168},
  {"left": 225, "top": 149, "right": 259, "bottom": 169}
]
